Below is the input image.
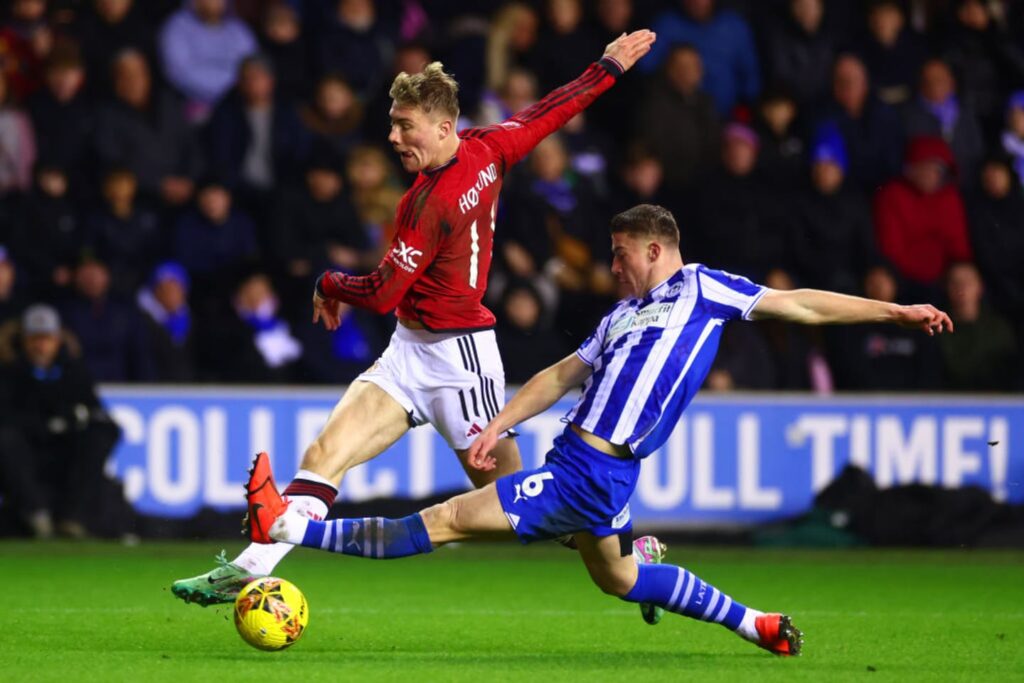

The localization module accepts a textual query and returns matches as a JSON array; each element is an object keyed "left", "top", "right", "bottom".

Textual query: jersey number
[{"left": 468, "top": 201, "right": 497, "bottom": 288}]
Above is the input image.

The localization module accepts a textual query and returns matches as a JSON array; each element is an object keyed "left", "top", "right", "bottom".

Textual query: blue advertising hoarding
[{"left": 102, "top": 386, "right": 1023, "bottom": 525}]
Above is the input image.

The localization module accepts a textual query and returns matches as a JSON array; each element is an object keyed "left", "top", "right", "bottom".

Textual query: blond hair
[{"left": 389, "top": 62, "right": 459, "bottom": 120}]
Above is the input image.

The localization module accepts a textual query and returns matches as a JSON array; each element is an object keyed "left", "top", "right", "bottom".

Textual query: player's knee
[
  {"left": 301, "top": 437, "right": 350, "bottom": 475},
  {"left": 300, "top": 438, "right": 328, "bottom": 470},
  {"left": 419, "top": 499, "right": 460, "bottom": 540}
]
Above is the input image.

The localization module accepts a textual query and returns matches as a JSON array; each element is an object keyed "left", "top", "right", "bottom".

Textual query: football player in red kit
[{"left": 172, "top": 30, "right": 657, "bottom": 607}]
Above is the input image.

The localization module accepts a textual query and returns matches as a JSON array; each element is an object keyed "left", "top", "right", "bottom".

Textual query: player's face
[
  {"left": 388, "top": 104, "right": 446, "bottom": 173},
  {"left": 610, "top": 232, "right": 653, "bottom": 298}
]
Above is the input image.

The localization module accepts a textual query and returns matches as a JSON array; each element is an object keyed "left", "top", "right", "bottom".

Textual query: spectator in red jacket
[{"left": 873, "top": 136, "right": 973, "bottom": 295}]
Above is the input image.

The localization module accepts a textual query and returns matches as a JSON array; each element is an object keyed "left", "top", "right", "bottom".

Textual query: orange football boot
[
  {"left": 243, "top": 452, "right": 290, "bottom": 544},
  {"left": 754, "top": 613, "right": 803, "bottom": 656}
]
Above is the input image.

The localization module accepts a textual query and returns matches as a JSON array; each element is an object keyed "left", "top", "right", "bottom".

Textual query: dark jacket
[
  {"left": 205, "top": 94, "right": 311, "bottom": 191},
  {"left": 93, "top": 88, "right": 202, "bottom": 195},
  {"left": 966, "top": 186, "right": 1024, "bottom": 317},
  {"left": 0, "top": 351, "right": 105, "bottom": 438},
  {"left": 633, "top": 81, "right": 720, "bottom": 193},
  {"left": 789, "top": 180, "right": 878, "bottom": 294},
  {"left": 60, "top": 295, "right": 156, "bottom": 382},
  {"left": 902, "top": 98, "right": 985, "bottom": 187},
  {"left": 271, "top": 188, "right": 368, "bottom": 268},
  {"left": 817, "top": 98, "right": 905, "bottom": 191}
]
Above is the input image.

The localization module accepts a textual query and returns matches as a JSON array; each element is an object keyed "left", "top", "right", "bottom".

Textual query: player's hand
[
  {"left": 467, "top": 428, "right": 500, "bottom": 471},
  {"left": 312, "top": 291, "right": 342, "bottom": 331},
  {"left": 893, "top": 304, "right": 954, "bottom": 336},
  {"left": 603, "top": 29, "right": 657, "bottom": 72}
]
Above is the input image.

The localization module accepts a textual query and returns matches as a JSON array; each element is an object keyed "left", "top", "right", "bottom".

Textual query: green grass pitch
[{"left": 1, "top": 541, "right": 1022, "bottom": 682}]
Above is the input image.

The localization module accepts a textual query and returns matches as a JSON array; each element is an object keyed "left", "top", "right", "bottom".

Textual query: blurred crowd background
[{"left": 0, "top": 0, "right": 1021, "bottom": 393}]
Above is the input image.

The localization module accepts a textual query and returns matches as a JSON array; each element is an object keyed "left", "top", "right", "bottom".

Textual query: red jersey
[{"left": 318, "top": 57, "right": 624, "bottom": 332}]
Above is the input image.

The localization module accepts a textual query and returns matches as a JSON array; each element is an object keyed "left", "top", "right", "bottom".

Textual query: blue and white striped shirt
[{"left": 566, "top": 264, "right": 766, "bottom": 458}]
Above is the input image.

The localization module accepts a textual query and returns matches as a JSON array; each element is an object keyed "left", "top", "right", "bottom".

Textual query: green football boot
[
  {"left": 171, "top": 550, "right": 261, "bottom": 607},
  {"left": 632, "top": 535, "right": 667, "bottom": 625}
]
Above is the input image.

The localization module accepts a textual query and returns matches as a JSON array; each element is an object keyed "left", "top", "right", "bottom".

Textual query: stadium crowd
[{"left": 0, "top": 0, "right": 1021, "bottom": 392}]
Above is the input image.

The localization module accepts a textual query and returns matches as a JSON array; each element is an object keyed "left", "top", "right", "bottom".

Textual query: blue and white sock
[
  {"left": 273, "top": 510, "right": 434, "bottom": 559},
  {"left": 623, "top": 564, "right": 762, "bottom": 641}
]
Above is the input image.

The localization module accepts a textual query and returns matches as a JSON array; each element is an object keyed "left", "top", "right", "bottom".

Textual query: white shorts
[{"left": 356, "top": 325, "right": 510, "bottom": 450}]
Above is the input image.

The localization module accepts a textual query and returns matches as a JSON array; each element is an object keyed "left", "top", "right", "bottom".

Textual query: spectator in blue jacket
[{"left": 640, "top": 0, "right": 761, "bottom": 115}]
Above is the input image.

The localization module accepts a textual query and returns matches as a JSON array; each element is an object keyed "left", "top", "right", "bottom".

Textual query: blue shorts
[{"left": 495, "top": 427, "right": 640, "bottom": 544}]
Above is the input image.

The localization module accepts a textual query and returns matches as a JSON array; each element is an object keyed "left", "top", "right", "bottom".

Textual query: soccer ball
[{"left": 233, "top": 577, "right": 309, "bottom": 651}]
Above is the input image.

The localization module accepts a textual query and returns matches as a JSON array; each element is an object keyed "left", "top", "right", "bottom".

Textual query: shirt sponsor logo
[
  {"left": 391, "top": 239, "right": 423, "bottom": 272},
  {"left": 607, "top": 302, "right": 674, "bottom": 340},
  {"left": 458, "top": 163, "right": 498, "bottom": 214}
]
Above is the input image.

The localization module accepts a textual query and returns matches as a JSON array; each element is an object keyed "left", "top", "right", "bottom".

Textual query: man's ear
[
  {"left": 648, "top": 241, "right": 662, "bottom": 262},
  {"left": 437, "top": 118, "right": 454, "bottom": 141}
]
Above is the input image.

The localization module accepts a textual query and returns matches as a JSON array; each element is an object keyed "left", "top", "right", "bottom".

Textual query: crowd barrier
[{"left": 101, "top": 386, "right": 1023, "bottom": 525}]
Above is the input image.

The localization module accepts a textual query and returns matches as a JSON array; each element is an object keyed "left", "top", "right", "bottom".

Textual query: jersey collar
[
  {"left": 424, "top": 141, "right": 462, "bottom": 175},
  {"left": 642, "top": 269, "right": 687, "bottom": 304}
]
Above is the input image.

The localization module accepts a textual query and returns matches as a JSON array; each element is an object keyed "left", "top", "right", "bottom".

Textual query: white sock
[
  {"left": 269, "top": 508, "right": 310, "bottom": 545},
  {"left": 737, "top": 608, "right": 765, "bottom": 642}
]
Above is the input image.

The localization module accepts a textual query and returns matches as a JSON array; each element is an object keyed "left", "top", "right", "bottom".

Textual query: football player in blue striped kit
[{"left": 249, "top": 204, "right": 953, "bottom": 656}]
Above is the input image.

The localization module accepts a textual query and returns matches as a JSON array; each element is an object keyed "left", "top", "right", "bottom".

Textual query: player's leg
[
  {"left": 267, "top": 483, "right": 515, "bottom": 556},
  {"left": 293, "top": 379, "right": 412, "bottom": 482},
  {"left": 171, "top": 381, "right": 411, "bottom": 605},
  {"left": 575, "top": 532, "right": 803, "bottom": 656},
  {"left": 232, "top": 380, "right": 411, "bottom": 564}
]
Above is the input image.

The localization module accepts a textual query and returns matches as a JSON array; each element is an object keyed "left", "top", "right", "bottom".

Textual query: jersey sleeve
[
  {"left": 462, "top": 58, "right": 623, "bottom": 171},
  {"left": 696, "top": 265, "right": 767, "bottom": 322},
  {"left": 317, "top": 204, "right": 445, "bottom": 315}
]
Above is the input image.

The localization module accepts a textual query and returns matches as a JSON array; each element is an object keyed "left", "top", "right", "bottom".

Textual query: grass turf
[{"left": 0, "top": 541, "right": 1021, "bottom": 682}]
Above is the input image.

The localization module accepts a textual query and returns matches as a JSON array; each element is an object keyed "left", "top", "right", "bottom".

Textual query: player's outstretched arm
[
  {"left": 468, "top": 354, "right": 593, "bottom": 471},
  {"left": 750, "top": 288, "right": 954, "bottom": 335},
  {"left": 468, "top": 30, "right": 656, "bottom": 168}
]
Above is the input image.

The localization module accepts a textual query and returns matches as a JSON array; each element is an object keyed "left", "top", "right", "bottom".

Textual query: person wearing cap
[
  {"left": 0, "top": 304, "right": 122, "bottom": 538},
  {"left": 873, "top": 135, "right": 973, "bottom": 295},
  {"left": 137, "top": 261, "right": 196, "bottom": 382},
  {"left": 789, "top": 123, "right": 878, "bottom": 295}
]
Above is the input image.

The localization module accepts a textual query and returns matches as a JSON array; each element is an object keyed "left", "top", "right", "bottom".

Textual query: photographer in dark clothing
[{"left": 0, "top": 304, "right": 122, "bottom": 538}]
